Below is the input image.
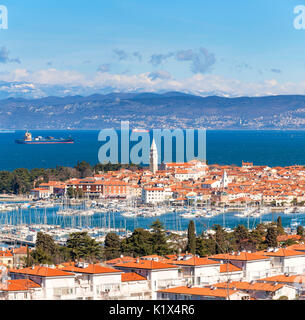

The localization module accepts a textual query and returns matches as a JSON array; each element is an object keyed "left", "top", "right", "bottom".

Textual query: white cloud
[{"left": 0, "top": 67, "right": 305, "bottom": 98}]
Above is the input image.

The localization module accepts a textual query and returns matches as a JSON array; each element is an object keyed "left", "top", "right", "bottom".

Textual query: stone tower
[
  {"left": 221, "top": 170, "right": 229, "bottom": 189},
  {"left": 150, "top": 138, "right": 158, "bottom": 174}
]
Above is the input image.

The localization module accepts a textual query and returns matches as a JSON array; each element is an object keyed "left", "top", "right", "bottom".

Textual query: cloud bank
[{"left": 0, "top": 67, "right": 304, "bottom": 99}]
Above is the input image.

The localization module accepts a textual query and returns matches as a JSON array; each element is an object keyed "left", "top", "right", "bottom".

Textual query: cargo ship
[{"left": 15, "top": 131, "right": 74, "bottom": 144}]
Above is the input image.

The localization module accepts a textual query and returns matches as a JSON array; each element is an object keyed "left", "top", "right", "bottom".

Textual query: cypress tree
[
  {"left": 186, "top": 220, "right": 196, "bottom": 254},
  {"left": 277, "top": 216, "right": 284, "bottom": 235}
]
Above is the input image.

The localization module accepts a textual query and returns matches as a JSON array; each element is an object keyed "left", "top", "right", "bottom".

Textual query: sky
[{"left": 0, "top": 0, "right": 305, "bottom": 98}]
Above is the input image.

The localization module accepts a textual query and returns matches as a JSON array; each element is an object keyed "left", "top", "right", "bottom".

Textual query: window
[{"left": 53, "top": 287, "right": 73, "bottom": 296}]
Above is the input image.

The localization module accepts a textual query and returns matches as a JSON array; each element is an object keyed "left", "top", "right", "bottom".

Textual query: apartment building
[
  {"left": 157, "top": 286, "right": 249, "bottom": 300},
  {"left": 213, "top": 281, "right": 297, "bottom": 300},
  {"left": 210, "top": 252, "right": 272, "bottom": 281},
  {"left": 114, "top": 259, "right": 180, "bottom": 299},
  {"left": 141, "top": 186, "right": 172, "bottom": 204},
  {"left": 9, "top": 266, "right": 77, "bottom": 300}
]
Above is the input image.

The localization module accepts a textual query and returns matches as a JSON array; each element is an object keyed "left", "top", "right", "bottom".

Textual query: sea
[{"left": 1, "top": 129, "right": 305, "bottom": 233}]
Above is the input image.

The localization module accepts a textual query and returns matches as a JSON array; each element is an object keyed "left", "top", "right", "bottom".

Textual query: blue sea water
[
  {"left": 0, "top": 206, "right": 304, "bottom": 235},
  {"left": 1, "top": 130, "right": 305, "bottom": 171},
  {"left": 0, "top": 129, "right": 305, "bottom": 232}
]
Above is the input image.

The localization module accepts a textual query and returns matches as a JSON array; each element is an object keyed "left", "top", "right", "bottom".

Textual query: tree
[
  {"left": 31, "top": 248, "right": 54, "bottom": 265},
  {"left": 121, "top": 228, "right": 153, "bottom": 257},
  {"left": 104, "top": 233, "right": 121, "bottom": 260},
  {"left": 31, "top": 232, "right": 59, "bottom": 265},
  {"left": 297, "top": 225, "right": 304, "bottom": 237},
  {"left": 213, "top": 224, "right": 231, "bottom": 254},
  {"left": 75, "top": 161, "right": 93, "bottom": 178},
  {"left": 277, "top": 216, "right": 285, "bottom": 235},
  {"left": 24, "top": 246, "right": 34, "bottom": 267},
  {"left": 12, "top": 168, "right": 32, "bottom": 194},
  {"left": 67, "top": 187, "right": 75, "bottom": 199},
  {"left": 66, "top": 232, "right": 102, "bottom": 262},
  {"left": 0, "top": 171, "right": 14, "bottom": 194},
  {"left": 149, "top": 220, "right": 172, "bottom": 256},
  {"left": 36, "top": 232, "right": 57, "bottom": 256},
  {"left": 186, "top": 221, "right": 196, "bottom": 254},
  {"left": 282, "top": 239, "right": 298, "bottom": 247},
  {"left": 196, "top": 234, "right": 216, "bottom": 257},
  {"left": 265, "top": 226, "right": 278, "bottom": 248},
  {"left": 233, "top": 225, "right": 249, "bottom": 250}
]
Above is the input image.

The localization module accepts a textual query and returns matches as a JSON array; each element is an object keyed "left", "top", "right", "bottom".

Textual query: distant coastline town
[
  {"left": 5, "top": 93, "right": 305, "bottom": 130},
  {"left": 1, "top": 141, "right": 305, "bottom": 300}
]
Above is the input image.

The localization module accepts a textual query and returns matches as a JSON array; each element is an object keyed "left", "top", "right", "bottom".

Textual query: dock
[{"left": 0, "top": 234, "right": 35, "bottom": 247}]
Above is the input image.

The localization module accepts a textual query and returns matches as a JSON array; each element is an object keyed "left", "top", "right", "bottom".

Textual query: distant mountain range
[{"left": 1, "top": 91, "right": 305, "bottom": 129}]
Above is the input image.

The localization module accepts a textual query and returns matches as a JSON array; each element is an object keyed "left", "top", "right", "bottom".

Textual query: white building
[
  {"left": 210, "top": 252, "right": 272, "bottom": 281},
  {"left": 167, "top": 256, "right": 221, "bottom": 285},
  {"left": 258, "top": 248, "right": 305, "bottom": 275},
  {"left": 114, "top": 259, "right": 181, "bottom": 299},
  {"left": 120, "top": 272, "right": 152, "bottom": 300},
  {"left": 30, "top": 188, "right": 52, "bottom": 199},
  {"left": 9, "top": 266, "right": 77, "bottom": 300},
  {"left": 167, "top": 255, "right": 244, "bottom": 285},
  {"left": 141, "top": 186, "right": 172, "bottom": 204},
  {"left": 0, "top": 279, "right": 43, "bottom": 300},
  {"left": 60, "top": 262, "right": 122, "bottom": 300},
  {"left": 157, "top": 286, "right": 249, "bottom": 300},
  {"left": 213, "top": 281, "right": 297, "bottom": 300},
  {"left": 201, "top": 179, "right": 221, "bottom": 189}
]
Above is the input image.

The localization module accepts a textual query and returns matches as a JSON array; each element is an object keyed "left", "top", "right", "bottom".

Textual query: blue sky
[{"left": 0, "top": 0, "right": 304, "bottom": 97}]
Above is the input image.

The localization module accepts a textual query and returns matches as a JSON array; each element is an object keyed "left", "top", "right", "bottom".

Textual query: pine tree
[
  {"left": 213, "top": 224, "right": 230, "bottom": 254},
  {"left": 121, "top": 228, "right": 153, "bottom": 257},
  {"left": 266, "top": 226, "right": 278, "bottom": 248},
  {"left": 234, "top": 224, "right": 249, "bottom": 250},
  {"left": 104, "top": 233, "right": 121, "bottom": 260},
  {"left": 150, "top": 219, "right": 172, "bottom": 256},
  {"left": 66, "top": 232, "right": 102, "bottom": 262},
  {"left": 297, "top": 225, "right": 304, "bottom": 237}
]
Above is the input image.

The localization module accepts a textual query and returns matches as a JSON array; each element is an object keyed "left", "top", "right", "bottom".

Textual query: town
[{"left": 0, "top": 141, "right": 305, "bottom": 300}]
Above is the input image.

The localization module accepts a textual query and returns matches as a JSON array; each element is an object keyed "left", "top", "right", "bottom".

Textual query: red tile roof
[
  {"left": 210, "top": 252, "right": 269, "bottom": 262},
  {"left": 61, "top": 264, "right": 121, "bottom": 275},
  {"left": 277, "top": 235, "right": 301, "bottom": 242},
  {"left": 0, "top": 251, "right": 13, "bottom": 257},
  {"left": 258, "top": 274, "right": 305, "bottom": 284},
  {"left": 0, "top": 279, "right": 41, "bottom": 291},
  {"left": 121, "top": 272, "right": 146, "bottom": 282},
  {"left": 12, "top": 246, "right": 28, "bottom": 255},
  {"left": 214, "top": 281, "right": 285, "bottom": 292},
  {"left": 168, "top": 257, "right": 220, "bottom": 267},
  {"left": 115, "top": 260, "right": 178, "bottom": 270},
  {"left": 158, "top": 286, "right": 238, "bottom": 298},
  {"left": 258, "top": 248, "right": 305, "bottom": 257},
  {"left": 9, "top": 266, "right": 74, "bottom": 277},
  {"left": 219, "top": 263, "right": 243, "bottom": 273}
]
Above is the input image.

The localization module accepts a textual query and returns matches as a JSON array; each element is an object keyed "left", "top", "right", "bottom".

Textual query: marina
[{"left": 0, "top": 199, "right": 305, "bottom": 247}]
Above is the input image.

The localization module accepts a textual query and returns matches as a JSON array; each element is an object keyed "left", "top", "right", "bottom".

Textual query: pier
[{"left": 0, "top": 234, "right": 35, "bottom": 247}]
